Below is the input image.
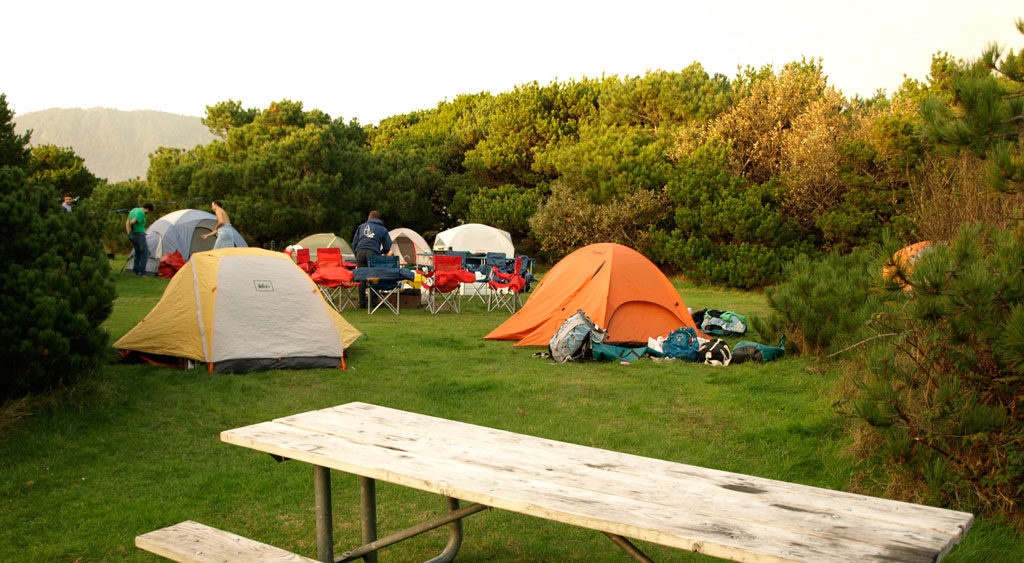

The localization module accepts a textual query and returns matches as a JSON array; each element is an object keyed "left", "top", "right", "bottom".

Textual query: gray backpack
[{"left": 549, "top": 310, "right": 606, "bottom": 363}]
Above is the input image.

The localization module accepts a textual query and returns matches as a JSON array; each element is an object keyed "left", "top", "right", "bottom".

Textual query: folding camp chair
[
  {"left": 487, "top": 255, "right": 525, "bottom": 313},
  {"left": 419, "top": 254, "right": 472, "bottom": 314},
  {"left": 463, "top": 252, "right": 505, "bottom": 306},
  {"left": 295, "top": 248, "right": 315, "bottom": 275},
  {"left": 308, "top": 248, "right": 348, "bottom": 311},
  {"left": 316, "top": 247, "right": 341, "bottom": 267},
  {"left": 310, "top": 248, "right": 360, "bottom": 311},
  {"left": 366, "top": 254, "right": 403, "bottom": 315}
]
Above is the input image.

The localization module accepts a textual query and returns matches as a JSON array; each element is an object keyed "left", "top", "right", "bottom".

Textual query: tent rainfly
[
  {"left": 126, "top": 208, "right": 248, "bottom": 275},
  {"left": 485, "top": 243, "right": 702, "bottom": 346},
  {"left": 433, "top": 223, "right": 514, "bottom": 256},
  {"left": 114, "top": 247, "right": 361, "bottom": 373},
  {"left": 293, "top": 233, "right": 355, "bottom": 262},
  {"left": 883, "top": 240, "right": 933, "bottom": 290}
]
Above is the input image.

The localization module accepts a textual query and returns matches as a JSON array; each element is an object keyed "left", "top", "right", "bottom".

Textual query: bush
[
  {"left": 758, "top": 246, "right": 882, "bottom": 355},
  {"left": 0, "top": 168, "right": 116, "bottom": 399},
  {"left": 0, "top": 96, "right": 115, "bottom": 400},
  {"left": 846, "top": 224, "right": 1024, "bottom": 520},
  {"left": 655, "top": 140, "right": 813, "bottom": 289},
  {"left": 529, "top": 182, "right": 669, "bottom": 259},
  {"left": 465, "top": 184, "right": 540, "bottom": 244}
]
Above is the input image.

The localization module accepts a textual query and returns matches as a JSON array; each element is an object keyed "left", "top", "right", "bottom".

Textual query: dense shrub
[
  {"left": 0, "top": 96, "right": 115, "bottom": 400},
  {"left": 848, "top": 225, "right": 1024, "bottom": 520},
  {"left": 910, "top": 151, "right": 1024, "bottom": 242},
  {"left": 529, "top": 182, "right": 669, "bottom": 259},
  {"left": 464, "top": 184, "right": 539, "bottom": 245},
  {"left": 655, "top": 140, "right": 812, "bottom": 289},
  {"left": 758, "top": 246, "right": 882, "bottom": 355},
  {"left": 0, "top": 168, "right": 115, "bottom": 399}
]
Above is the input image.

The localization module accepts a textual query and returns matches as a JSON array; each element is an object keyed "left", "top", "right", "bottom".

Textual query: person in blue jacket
[{"left": 351, "top": 210, "right": 393, "bottom": 308}]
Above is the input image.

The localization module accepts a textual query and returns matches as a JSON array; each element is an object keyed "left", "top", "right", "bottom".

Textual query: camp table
[{"left": 179, "top": 401, "right": 974, "bottom": 562}]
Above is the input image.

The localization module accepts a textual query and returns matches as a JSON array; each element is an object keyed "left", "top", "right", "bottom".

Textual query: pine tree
[
  {"left": 922, "top": 18, "right": 1024, "bottom": 193},
  {"left": 0, "top": 94, "right": 116, "bottom": 399},
  {"left": 0, "top": 94, "right": 30, "bottom": 169}
]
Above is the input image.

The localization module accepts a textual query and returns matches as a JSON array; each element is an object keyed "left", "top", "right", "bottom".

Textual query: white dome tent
[
  {"left": 432, "top": 223, "right": 514, "bottom": 256},
  {"left": 388, "top": 227, "right": 431, "bottom": 267}
]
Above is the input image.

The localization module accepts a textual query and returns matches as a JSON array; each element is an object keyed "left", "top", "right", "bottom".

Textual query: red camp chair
[
  {"left": 295, "top": 248, "right": 315, "bottom": 275},
  {"left": 418, "top": 255, "right": 474, "bottom": 314},
  {"left": 487, "top": 256, "right": 525, "bottom": 313},
  {"left": 311, "top": 248, "right": 358, "bottom": 311},
  {"left": 316, "top": 247, "right": 342, "bottom": 267}
]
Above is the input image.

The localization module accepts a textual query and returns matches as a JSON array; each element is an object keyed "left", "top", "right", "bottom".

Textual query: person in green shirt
[{"left": 126, "top": 203, "right": 154, "bottom": 276}]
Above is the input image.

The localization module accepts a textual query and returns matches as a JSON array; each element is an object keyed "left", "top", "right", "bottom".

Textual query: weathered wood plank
[
  {"left": 135, "top": 520, "right": 316, "bottom": 563},
  {"left": 221, "top": 418, "right": 961, "bottom": 562},
  {"left": 273, "top": 406, "right": 965, "bottom": 557},
  {"left": 281, "top": 403, "right": 972, "bottom": 536}
]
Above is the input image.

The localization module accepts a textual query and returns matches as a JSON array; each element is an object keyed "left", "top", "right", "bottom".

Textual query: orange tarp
[{"left": 485, "top": 243, "right": 702, "bottom": 346}]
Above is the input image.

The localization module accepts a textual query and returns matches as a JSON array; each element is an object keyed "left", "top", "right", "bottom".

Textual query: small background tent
[
  {"left": 126, "top": 209, "right": 248, "bottom": 275},
  {"left": 433, "top": 223, "right": 514, "bottom": 256},
  {"left": 883, "top": 240, "right": 933, "bottom": 290},
  {"left": 388, "top": 227, "right": 430, "bottom": 267},
  {"left": 115, "top": 247, "right": 361, "bottom": 373},
  {"left": 293, "top": 233, "right": 355, "bottom": 262},
  {"left": 486, "top": 243, "right": 701, "bottom": 346}
]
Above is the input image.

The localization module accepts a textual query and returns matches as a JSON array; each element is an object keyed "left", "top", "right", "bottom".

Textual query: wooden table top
[{"left": 221, "top": 402, "right": 973, "bottom": 562}]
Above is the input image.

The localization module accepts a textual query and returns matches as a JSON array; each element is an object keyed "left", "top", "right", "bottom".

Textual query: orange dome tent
[
  {"left": 485, "top": 243, "right": 702, "bottom": 346},
  {"left": 883, "top": 241, "right": 933, "bottom": 290}
]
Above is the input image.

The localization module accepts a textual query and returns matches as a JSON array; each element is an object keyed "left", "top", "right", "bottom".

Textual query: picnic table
[{"left": 138, "top": 401, "right": 973, "bottom": 562}]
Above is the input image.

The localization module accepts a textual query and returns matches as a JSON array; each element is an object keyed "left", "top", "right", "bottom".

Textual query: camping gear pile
[{"left": 549, "top": 313, "right": 783, "bottom": 367}]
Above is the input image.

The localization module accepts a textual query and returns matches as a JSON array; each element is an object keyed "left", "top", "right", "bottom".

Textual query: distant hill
[{"left": 13, "top": 107, "right": 216, "bottom": 182}]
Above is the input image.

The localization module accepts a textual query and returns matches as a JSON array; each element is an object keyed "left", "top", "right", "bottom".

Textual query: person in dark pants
[
  {"left": 351, "top": 210, "right": 392, "bottom": 308},
  {"left": 126, "top": 203, "right": 154, "bottom": 276}
]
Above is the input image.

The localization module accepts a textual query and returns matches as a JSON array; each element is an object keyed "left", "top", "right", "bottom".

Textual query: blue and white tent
[{"left": 126, "top": 208, "right": 247, "bottom": 275}]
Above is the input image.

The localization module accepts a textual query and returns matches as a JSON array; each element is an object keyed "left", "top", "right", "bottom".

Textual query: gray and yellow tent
[
  {"left": 293, "top": 233, "right": 355, "bottom": 262},
  {"left": 115, "top": 248, "right": 361, "bottom": 373}
]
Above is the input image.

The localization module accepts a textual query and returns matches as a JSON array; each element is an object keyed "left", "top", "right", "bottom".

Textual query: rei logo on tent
[{"left": 253, "top": 280, "right": 274, "bottom": 291}]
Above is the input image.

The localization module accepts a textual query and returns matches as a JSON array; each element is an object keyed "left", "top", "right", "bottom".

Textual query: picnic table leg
[
  {"left": 315, "top": 465, "right": 334, "bottom": 563},
  {"left": 602, "top": 532, "right": 654, "bottom": 562},
  {"left": 360, "top": 476, "right": 378, "bottom": 563},
  {"left": 338, "top": 498, "right": 487, "bottom": 562},
  {"left": 425, "top": 496, "right": 464, "bottom": 563}
]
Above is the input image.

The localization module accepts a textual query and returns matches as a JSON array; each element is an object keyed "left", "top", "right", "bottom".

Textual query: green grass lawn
[{"left": 1, "top": 268, "right": 1022, "bottom": 561}]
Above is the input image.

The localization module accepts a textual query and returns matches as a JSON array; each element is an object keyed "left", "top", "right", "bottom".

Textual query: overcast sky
[{"left": 4, "top": 1, "right": 1022, "bottom": 124}]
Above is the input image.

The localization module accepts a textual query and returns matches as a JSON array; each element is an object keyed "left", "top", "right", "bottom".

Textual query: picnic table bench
[{"left": 137, "top": 401, "right": 973, "bottom": 562}]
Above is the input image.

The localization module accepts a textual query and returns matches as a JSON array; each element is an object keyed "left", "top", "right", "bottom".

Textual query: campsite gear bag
[
  {"left": 697, "top": 339, "right": 732, "bottom": 366},
  {"left": 732, "top": 336, "right": 786, "bottom": 364},
  {"left": 549, "top": 310, "right": 606, "bottom": 363},
  {"left": 658, "top": 327, "right": 701, "bottom": 361},
  {"left": 592, "top": 342, "right": 647, "bottom": 362},
  {"left": 692, "top": 309, "right": 748, "bottom": 337}
]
